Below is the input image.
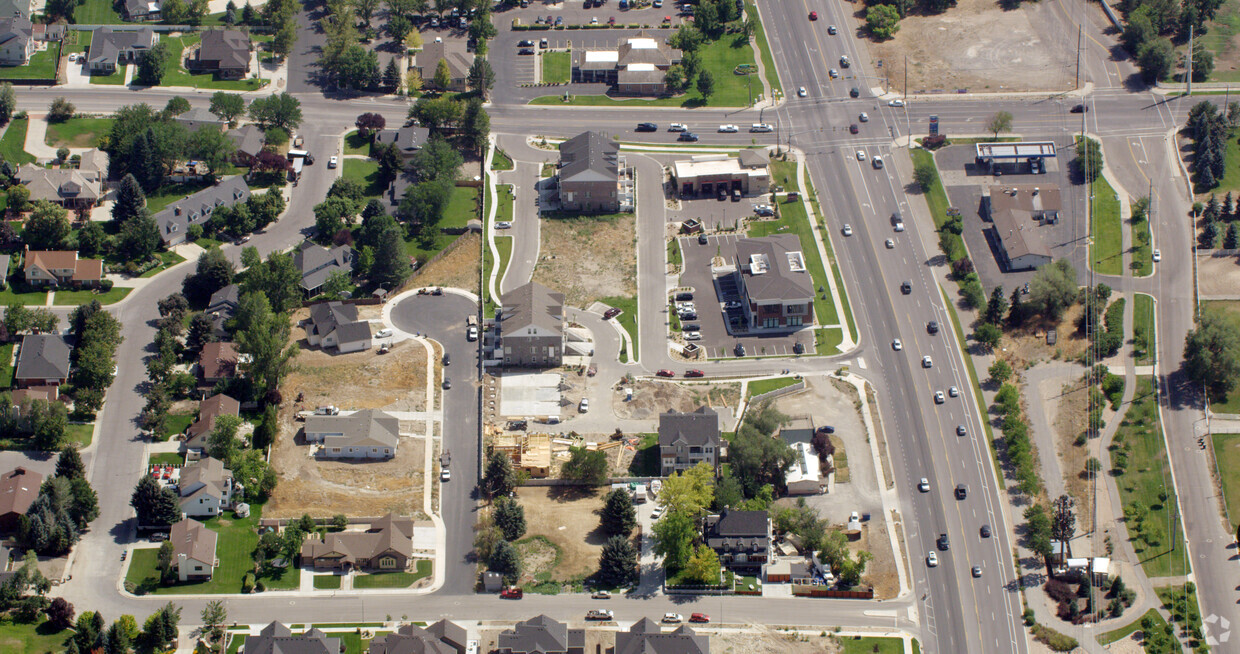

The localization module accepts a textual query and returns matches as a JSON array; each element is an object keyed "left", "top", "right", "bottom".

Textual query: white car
[
  {"left": 718, "top": 124, "right": 738, "bottom": 133},
  {"left": 842, "top": 224, "right": 853, "bottom": 236},
  {"left": 892, "top": 338, "right": 902, "bottom": 351},
  {"left": 67, "top": 53, "right": 77, "bottom": 63},
  {"left": 1153, "top": 249, "right": 1161, "bottom": 262},
  {"left": 888, "top": 99, "right": 905, "bottom": 107},
  {"left": 651, "top": 506, "right": 663, "bottom": 520},
  {"left": 856, "top": 150, "right": 866, "bottom": 161},
  {"left": 918, "top": 478, "right": 930, "bottom": 492},
  {"left": 375, "top": 328, "right": 393, "bottom": 338},
  {"left": 590, "top": 16, "right": 598, "bottom": 24},
  {"left": 496, "top": 221, "right": 512, "bottom": 229},
  {"left": 467, "top": 325, "right": 478, "bottom": 341},
  {"left": 662, "top": 613, "right": 683, "bottom": 624},
  {"left": 927, "top": 552, "right": 939, "bottom": 567},
  {"left": 922, "top": 356, "right": 933, "bottom": 368},
  {"left": 894, "top": 222, "right": 905, "bottom": 232},
  {"left": 579, "top": 398, "right": 589, "bottom": 413},
  {"left": 328, "top": 156, "right": 338, "bottom": 168},
  {"left": 669, "top": 123, "right": 688, "bottom": 132},
  {"left": 859, "top": 112, "right": 869, "bottom": 122},
  {"left": 440, "top": 468, "right": 451, "bottom": 482},
  {"left": 798, "top": 86, "right": 807, "bottom": 97},
  {"left": 829, "top": 68, "right": 839, "bottom": 79},
  {"left": 684, "top": 331, "right": 701, "bottom": 341},
  {"left": 885, "top": 238, "right": 894, "bottom": 249},
  {"left": 934, "top": 391, "right": 945, "bottom": 404},
  {"left": 948, "top": 386, "right": 959, "bottom": 397}
]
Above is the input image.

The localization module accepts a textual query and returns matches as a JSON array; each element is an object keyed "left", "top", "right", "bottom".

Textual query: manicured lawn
[
  {"left": 491, "top": 148, "right": 514, "bottom": 171},
  {"left": 541, "top": 51, "right": 570, "bottom": 84},
  {"left": 667, "top": 237, "right": 682, "bottom": 268},
  {"left": 313, "top": 574, "right": 343, "bottom": 589},
  {"left": 1201, "top": 0, "right": 1240, "bottom": 82},
  {"left": 343, "top": 131, "right": 371, "bottom": 155},
  {"left": 2, "top": 43, "right": 61, "bottom": 80},
  {"left": 53, "top": 286, "right": 132, "bottom": 305},
  {"left": 1096, "top": 608, "right": 1166, "bottom": 645},
  {"left": 746, "top": 376, "right": 798, "bottom": 399},
  {"left": 159, "top": 35, "right": 264, "bottom": 91},
  {"left": 64, "top": 423, "right": 94, "bottom": 448},
  {"left": 148, "top": 452, "right": 184, "bottom": 467},
  {"left": 45, "top": 117, "right": 113, "bottom": 149},
  {"left": 125, "top": 504, "right": 300, "bottom": 594},
  {"left": 1090, "top": 175, "right": 1123, "bottom": 276},
  {"left": 796, "top": 153, "right": 856, "bottom": 342},
  {"left": 911, "top": 149, "right": 954, "bottom": 227},
  {"left": 1204, "top": 301, "right": 1240, "bottom": 412},
  {"left": 1133, "top": 293, "right": 1155, "bottom": 366},
  {"left": 839, "top": 638, "right": 904, "bottom": 654},
  {"left": 403, "top": 186, "right": 480, "bottom": 264},
  {"left": 352, "top": 559, "right": 432, "bottom": 588},
  {"left": 342, "top": 159, "right": 384, "bottom": 198},
  {"left": 146, "top": 181, "right": 215, "bottom": 214},
  {"left": 1156, "top": 584, "right": 1204, "bottom": 644},
  {"left": 600, "top": 295, "right": 638, "bottom": 362},
  {"left": 0, "top": 343, "right": 13, "bottom": 388},
  {"left": 89, "top": 66, "right": 127, "bottom": 85},
  {"left": 0, "top": 284, "right": 48, "bottom": 305},
  {"left": 73, "top": 0, "right": 125, "bottom": 23},
  {"left": 495, "top": 184, "right": 514, "bottom": 225},
  {"left": 0, "top": 118, "right": 37, "bottom": 164},
  {"left": 1112, "top": 377, "right": 1189, "bottom": 577},
  {"left": 814, "top": 327, "right": 843, "bottom": 354},
  {"left": 628, "top": 433, "right": 659, "bottom": 476},
  {"left": 1213, "top": 432, "right": 1240, "bottom": 530},
  {"left": 63, "top": 30, "right": 92, "bottom": 55},
  {"left": 744, "top": 1, "right": 782, "bottom": 97},
  {"left": 1130, "top": 199, "right": 1152, "bottom": 277},
  {"left": 0, "top": 618, "right": 71, "bottom": 654},
  {"left": 483, "top": 234, "right": 513, "bottom": 319},
  {"left": 141, "top": 250, "right": 188, "bottom": 278}
]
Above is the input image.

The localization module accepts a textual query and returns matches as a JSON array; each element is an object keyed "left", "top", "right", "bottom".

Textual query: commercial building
[
  {"left": 557, "top": 131, "right": 628, "bottom": 214},
  {"left": 572, "top": 35, "right": 681, "bottom": 95},
  {"left": 984, "top": 185, "right": 1059, "bottom": 271},
  {"left": 671, "top": 150, "right": 771, "bottom": 197},
  {"left": 726, "top": 235, "right": 815, "bottom": 332},
  {"left": 414, "top": 38, "right": 473, "bottom": 92}
]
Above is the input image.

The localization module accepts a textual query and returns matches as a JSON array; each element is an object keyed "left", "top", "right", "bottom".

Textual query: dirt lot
[
  {"left": 865, "top": 0, "right": 1075, "bottom": 93},
  {"left": 855, "top": 516, "right": 899, "bottom": 599},
  {"left": 611, "top": 380, "right": 742, "bottom": 421},
  {"left": 1049, "top": 374, "right": 1094, "bottom": 527},
  {"left": 999, "top": 303, "right": 1090, "bottom": 369},
  {"left": 712, "top": 628, "right": 872, "bottom": 653},
  {"left": 514, "top": 486, "right": 610, "bottom": 582},
  {"left": 1197, "top": 254, "right": 1240, "bottom": 297},
  {"left": 285, "top": 322, "right": 429, "bottom": 412},
  {"left": 532, "top": 214, "right": 636, "bottom": 308},
  {"left": 411, "top": 232, "right": 482, "bottom": 292}
]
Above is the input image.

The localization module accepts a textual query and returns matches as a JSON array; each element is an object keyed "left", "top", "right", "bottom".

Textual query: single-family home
[
  {"left": 169, "top": 517, "right": 217, "bottom": 581},
  {"left": 17, "top": 165, "right": 103, "bottom": 210},
  {"left": 300, "top": 513, "right": 415, "bottom": 571},
  {"left": 8, "top": 386, "right": 53, "bottom": 410},
  {"left": 703, "top": 509, "right": 771, "bottom": 577},
  {"left": 305, "top": 302, "right": 371, "bottom": 353},
  {"left": 22, "top": 248, "right": 103, "bottom": 288},
  {"left": 153, "top": 176, "right": 250, "bottom": 246},
  {"left": 731, "top": 235, "right": 815, "bottom": 333},
  {"left": 32, "top": 23, "right": 65, "bottom": 42},
  {"left": 614, "top": 619, "right": 710, "bottom": 654},
  {"left": 190, "top": 29, "right": 251, "bottom": 79},
  {"left": 373, "top": 125, "right": 430, "bottom": 160},
  {"left": 206, "top": 283, "right": 239, "bottom": 337},
  {"left": 499, "top": 281, "right": 565, "bottom": 368},
  {"left": 183, "top": 393, "right": 240, "bottom": 453},
  {"left": 368, "top": 621, "right": 467, "bottom": 654},
  {"left": 498, "top": 615, "right": 584, "bottom": 654},
  {"left": 0, "top": 0, "right": 32, "bottom": 20},
  {"left": 244, "top": 622, "right": 342, "bottom": 654},
  {"left": 227, "top": 125, "right": 265, "bottom": 164},
  {"left": 414, "top": 39, "right": 473, "bottom": 92},
  {"left": 178, "top": 456, "right": 235, "bottom": 518},
  {"left": 557, "top": 131, "right": 621, "bottom": 214},
  {"left": 303, "top": 409, "right": 399, "bottom": 459},
  {"left": 76, "top": 149, "right": 109, "bottom": 182},
  {"left": 293, "top": 241, "right": 353, "bottom": 296},
  {"left": 784, "top": 441, "right": 823, "bottom": 495},
  {"left": 198, "top": 342, "right": 240, "bottom": 387},
  {"left": 0, "top": 467, "right": 42, "bottom": 532},
  {"left": 14, "top": 333, "right": 70, "bottom": 389},
  {"left": 122, "top": 0, "right": 161, "bottom": 21},
  {"left": 0, "top": 16, "right": 33, "bottom": 66},
  {"left": 658, "top": 406, "right": 722, "bottom": 476},
  {"left": 86, "top": 27, "right": 156, "bottom": 74},
  {"left": 173, "top": 106, "right": 228, "bottom": 134}
]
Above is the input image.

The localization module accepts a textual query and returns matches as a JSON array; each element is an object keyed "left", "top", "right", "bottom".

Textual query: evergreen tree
[
  {"left": 130, "top": 476, "right": 180, "bottom": 527},
  {"left": 493, "top": 496, "right": 526, "bottom": 541},
  {"left": 984, "top": 286, "right": 1008, "bottom": 326},
  {"left": 1227, "top": 223, "right": 1240, "bottom": 249},
  {"left": 596, "top": 535, "right": 638, "bottom": 587},
  {"left": 1224, "top": 192, "right": 1234, "bottom": 220},
  {"left": 128, "top": 133, "right": 162, "bottom": 193},
  {"left": 489, "top": 539, "right": 520, "bottom": 583},
  {"left": 383, "top": 58, "right": 401, "bottom": 90},
  {"left": 369, "top": 225, "right": 411, "bottom": 289},
  {"left": 482, "top": 449, "right": 517, "bottom": 498},
  {"left": 600, "top": 488, "right": 637, "bottom": 536},
  {"left": 55, "top": 445, "right": 85, "bottom": 480}
]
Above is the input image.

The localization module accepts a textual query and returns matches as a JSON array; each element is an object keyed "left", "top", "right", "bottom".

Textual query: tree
[
  {"left": 355, "top": 112, "right": 386, "bottom": 138},
  {"left": 1028, "top": 259, "right": 1078, "bottom": 321},
  {"left": 119, "top": 212, "right": 162, "bottom": 260},
  {"left": 235, "top": 295, "right": 299, "bottom": 396},
  {"left": 974, "top": 323, "right": 1002, "bottom": 350},
  {"left": 562, "top": 446, "right": 609, "bottom": 484},
  {"left": 866, "top": 4, "right": 900, "bottom": 40},
  {"left": 683, "top": 544, "right": 721, "bottom": 585},
  {"left": 375, "top": 142, "right": 404, "bottom": 187},
  {"left": 1051, "top": 494, "right": 1077, "bottom": 554},
  {"left": 332, "top": 44, "right": 381, "bottom": 89},
  {"left": 695, "top": 70, "right": 714, "bottom": 100},
  {"left": 156, "top": 540, "right": 175, "bottom": 581},
  {"left": 370, "top": 225, "right": 412, "bottom": 288},
  {"left": 600, "top": 488, "right": 637, "bottom": 536},
  {"left": 596, "top": 535, "right": 638, "bottom": 587},
  {"left": 112, "top": 174, "right": 147, "bottom": 226},
  {"left": 47, "top": 597, "right": 75, "bottom": 630},
  {"left": 126, "top": 131, "right": 162, "bottom": 193},
  {"left": 1190, "top": 40, "right": 1214, "bottom": 83},
  {"left": 130, "top": 476, "right": 180, "bottom": 527},
  {"left": 652, "top": 509, "right": 695, "bottom": 571},
  {"left": 388, "top": 14, "right": 413, "bottom": 44},
  {"left": 136, "top": 41, "right": 170, "bottom": 86},
  {"left": 382, "top": 58, "right": 401, "bottom": 91},
  {"left": 410, "top": 135, "right": 463, "bottom": 183},
  {"left": 248, "top": 93, "right": 303, "bottom": 132},
  {"left": 0, "top": 82, "right": 16, "bottom": 124},
  {"left": 410, "top": 96, "right": 464, "bottom": 131},
  {"left": 1024, "top": 503, "right": 1054, "bottom": 574},
  {"left": 989, "top": 359, "right": 1013, "bottom": 384},
  {"left": 164, "top": 97, "right": 191, "bottom": 117},
  {"left": 201, "top": 600, "right": 227, "bottom": 643},
  {"left": 433, "top": 58, "right": 452, "bottom": 89},
  {"left": 142, "top": 603, "right": 181, "bottom": 652},
  {"left": 987, "top": 111, "right": 1013, "bottom": 139},
  {"left": 22, "top": 201, "right": 72, "bottom": 250},
  {"left": 468, "top": 57, "right": 495, "bottom": 95},
  {"left": 663, "top": 65, "right": 686, "bottom": 93},
  {"left": 730, "top": 411, "right": 796, "bottom": 497},
  {"left": 189, "top": 127, "right": 237, "bottom": 178},
  {"left": 6, "top": 184, "right": 28, "bottom": 213},
  {"left": 207, "top": 414, "right": 244, "bottom": 463},
  {"left": 47, "top": 97, "right": 74, "bottom": 123},
  {"left": 1072, "top": 136, "right": 1104, "bottom": 184},
  {"left": 56, "top": 446, "right": 86, "bottom": 480},
  {"left": 354, "top": 0, "right": 380, "bottom": 23},
  {"left": 1137, "top": 37, "right": 1175, "bottom": 84},
  {"left": 488, "top": 539, "right": 520, "bottom": 583},
  {"left": 1184, "top": 306, "right": 1240, "bottom": 401},
  {"left": 985, "top": 286, "right": 1009, "bottom": 325},
  {"left": 482, "top": 449, "right": 517, "bottom": 497},
  {"left": 913, "top": 160, "right": 937, "bottom": 192},
  {"left": 659, "top": 462, "right": 715, "bottom": 517},
  {"left": 493, "top": 496, "right": 526, "bottom": 540},
  {"left": 272, "top": 16, "right": 299, "bottom": 58}
]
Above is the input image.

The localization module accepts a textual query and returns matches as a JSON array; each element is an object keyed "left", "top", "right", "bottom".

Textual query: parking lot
[
  {"left": 678, "top": 233, "right": 814, "bottom": 359},
  {"left": 670, "top": 192, "right": 769, "bottom": 231}
]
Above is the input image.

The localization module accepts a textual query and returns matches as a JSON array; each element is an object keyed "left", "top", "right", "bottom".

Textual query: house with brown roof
[
  {"left": 367, "top": 621, "right": 467, "bottom": 654},
  {"left": 300, "top": 513, "right": 415, "bottom": 572},
  {"left": 984, "top": 185, "right": 1059, "bottom": 271},
  {"left": 22, "top": 248, "right": 103, "bottom": 288},
  {"left": 0, "top": 467, "right": 43, "bottom": 532},
  {"left": 190, "top": 29, "right": 251, "bottom": 79},
  {"left": 198, "top": 342, "right": 240, "bottom": 388},
  {"left": 177, "top": 456, "right": 235, "bottom": 518},
  {"left": 170, "top": 517, "right": 218, "bottom": 581},
  {"left": 183, "top": 393, "right": 240, "bottom": 453},
  {"left": 414, "top": 39, "right": 473, "bottom": 91},
  {"left": 572, "top": 35, "right": 681, "bottom": 95},
  {"left": 497, "top": 615, "right": 584, "bottom": 654}
]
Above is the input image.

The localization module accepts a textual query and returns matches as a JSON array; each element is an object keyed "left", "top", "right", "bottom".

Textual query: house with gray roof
[
  {"left": 658, "top": 406, "right": 722, "bottom": 476},
  {"left": 293, "top": 241, "right": 353, "bottom": 296},
  {"left": 305, "top": 301, "right": 371, "bottom": 353},
  {"left": 373, "top": 125, "right": 430, "bottom": 160},
  {"left": 76, "top": 148, "right": 109, "bottom": 181},
  {"left": 414, "top": 39, "right": 473, "bottom": 92},
  {"left": 86, "top": 27, "right": 156, "bottom": 74},
  {"left": 170, "top": 517, "right": 217, "bottom": 581},
  {"left": 498, "top": 615, "right": 584, "bottom": 654},
  {"left": 227, "top": 124, "right": 265, "bottom": 163},
  {"left": 304, "top": 409, "right": 399, "bottom": 459},
  {"left": 300, "top": 513, "right": 414, "bottom": 571},
  {"left": 614, "top": 619, "right": 710, "bottom": 654},
  {"left": 703, "top": 508, "right": 771, "bottom": 577},
  {"left": 178, "top": 456, "right": 235, "bottom": 518},
  {"left": 368, "top": 621, "right": 465, "bottom": 654},
  {"left": 190, "top": 29, "right": 251, "bottom": 79},
  {"left": 14, "top": 334, "right": 70, "bottom": 388},
  {"left": 557, "top": 131, "right": 621, "bottom": 214},
  {"left": 0, "top": 0, "right": 32, "bottom": 20},
  {"left": 153, "top": 176, "right": 250, "bottom": 246},
  {"left": 122, "top": 0, "right": 161, "bottom": 21},
  {"left": 0, "top": 16, "right": 33, "bottom": 66},
  {"left": 174, "top": 106, "right": 227, "bottom": 133},
  {"left": 499, "top": 281, "right": 565, "bottom": 368},
  {"left": 244, "top": 622, "right": 342, "bottom": 654},
  {"left": 17, "top": 164, "right": 102, "bottom": 209},
  {"left": 731, "top": 235, "right": 815, "bottom": 333},
  {"left": 206, "top": 283, "right": 238, "bottom": 336},
  {"left": 0, "top": 253, "right": 11, "bottom": 289}
]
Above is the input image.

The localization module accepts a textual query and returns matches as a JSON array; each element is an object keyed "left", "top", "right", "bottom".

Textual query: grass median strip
[
  {"left": 1133, "top": 293, "right": 1155, "bottom": 366},
  {"left": 759, "top": 161, "right": 840, "bottom": 329},
  {"left": 1090, "top": 175, "right": 1123, "bottom": 276}
]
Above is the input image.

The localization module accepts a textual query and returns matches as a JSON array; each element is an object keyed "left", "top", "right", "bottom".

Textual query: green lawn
[
  {"left": 1090, "top": 175, "right": 1123, "bottom": 276},
  {"left": 1133, "top": 293, "right": 1155, "bottom": 366},
  {"left": 313, "top": 574, "right": 343, "bottom": 589},
  {"left": 159, "top": 34, "right": 264, "bottom": 91},
  {"left": 628, "top": 433, "right": 659, "bottom": 476},
  {"left": 795, "top": 152, "right": 856, "bottom": 342},
  {"left": 125, "top": 504, "right": 300, "bottom": 594},
  {"left": 342, "top": 159, "right": 385, "bottom": 198},
  {"left": 64, "top": 423, "right": 94, "bottom": 448},
  {"left": 484, "top": 235, "right": 513, "bottom": 319},
  {"left": 1201, "top": 0, "right": 1240, "bottom": 82},
  {"left": 814, "top": 327, "right": 843, "bottom": 354},
  {"left": 73, "top": 0, "right": 125, "bottom": 23},
  {"left": 89, "top": 66, "right": 127, "bottom": 85},
  {"left": 53, "top": 287, "right": 132, "bottom": 306},
  {"left": 404, "top": 186, "right": 480, "bottom": 264},
  {"left": 839, "top": 637, "right": 904, "bottom": 654},
  {"left": 352, "top": 559, "right": 432, "bottom": 588},
  {"left": 343, "top": 131, "right": 371, "bottom": 155},
  {"left": 141, "top": 250, "right": 188, "bottom": 278},
  {"left": 148, "top": 452, "right": 184, "bottom": 467},
  {"left": 491, "top": 148, "right": 514, "bottom": 171},
  {"left": 0, "top": 618, "right": 71, "bottom": 654},
  {"left": 1204, "top": 301, "right": 1240, "bottom": 412},
  {"left": 1112, "top": 377, "right": 1189, "bottom": 577},
  {"left": 0, "top": 283, "right": 48, "bottom": 305},
  {"left": 0, "top": 118, "right": 37, "bottom": 165},
  {"left": 744, "top": 1, "right": 782, "bottom": 98},
  {"left": 1, "top": 43, "right": 61, "bottom": 80},
  {"left": 600, "top": 295, "right": 639, "bottom": 363},
  {"left": 146, "top": 181, "right": 215, "bottom": 214},
  {"left": 45, "top": 117, "right": 113, "bottom": 149},
  {"left": 667, "top": 237, "right": 682, "bottom": 268},
  {"left": 746, "top": 376, "right": 798, "bottom": 400},
  {"left": 541, "top": 51, "right": 570, "bottom": 84},
  {"left": 1096, "top": 608, "right": 1167, "bottom": 645},
  {"left": 1156, "top": 584, "right": 1204, "bottom": 645},
  {"left": 495, "top": 184, "right": 514, "bottom": 224},
  {"left": 63, "top": 30, "right": 92, "bottom": 55},
  {"left": 1213, "top": 433, "right": 1240, "bottom": 530},
  {"left": 1130, "top": 199, "right": 1153, "bottom": 277},
  {"left": 0, "top": 343, "right": 12, "bottom": 388}
]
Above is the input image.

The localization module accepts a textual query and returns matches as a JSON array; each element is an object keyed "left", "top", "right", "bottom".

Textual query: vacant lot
[
  {"left": 514, "top": 486, "right": 609, "bottom": 585},
  {"left": 411, "top": 232, "right": 480, "bottom": 293},
  {"left": 533, "top": 213, "right": 635, "bottom": 309},
  {"left": 1050, "top": 373, "right": 1094, "bottom": 526},
  {"left": 1197, "top": 255, "right": 1240, "bottom": 298},
  {"left": 612, "top": 379, "right": 741, "bottom": 420},
  {"left": 713, "top": 628, "right": 904, "bottom": 653},
  {"left": 999, "top": 302, "right": 1090, "bottom": 368}
]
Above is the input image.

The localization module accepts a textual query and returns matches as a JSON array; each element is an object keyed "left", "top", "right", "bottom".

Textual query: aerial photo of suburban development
[{"left": 0, "top": 0, "right": 1234, "bottom": 652}]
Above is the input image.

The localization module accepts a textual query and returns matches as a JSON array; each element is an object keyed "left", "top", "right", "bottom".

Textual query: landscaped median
[
  {"left": 1090, "top": 174, "right": 1123, "bottom": 276},
  {"left": 483, "top": 183, "right": 516, "bottom": 317}
]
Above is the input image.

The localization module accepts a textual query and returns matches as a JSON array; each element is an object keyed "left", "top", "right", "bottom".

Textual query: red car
[
  {"left": 684, "top": 369, "right": 705, "bottom": 378},
  {"left": 689, "top": 613, "right": 710, "bottom": 623},
  {"left": 808, "top": 11, "right": 817, "bottom": 20},
  {"left": 656, "top": 369, "right": 675, "bottom": 377},
  {"left": 500, "top": 587, "right": 523, "bottom": 599},
  {"left": 849, "top": 123, "right": 859, "bottom": 134},
  {"left": 603, "top": 307, "right": 622, "bottom": 319}
]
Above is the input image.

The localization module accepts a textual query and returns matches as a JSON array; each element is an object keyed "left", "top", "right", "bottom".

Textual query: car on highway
[
  {"left": 827, "top": 24, "right": 837, "bottom": 34},
  {"left": 885, "top": 238, "right": 894, "bottom": 249},
  {"left": 956, "top": 425, "right": 967, "bottom": 436},
  {"left": 849, "top": 123, "right": 858, "bottom": 134},
  {"left": 690, "top": 613, "right": 710, "bottom": 623},
  {"left": 586, "top": 609, "right": 613, "bottom": 620},
  {"left": 636, "top": 122, "right": 658, "bottom": 132},
  {"left": 808, "top": 10, "right": 817, "bottom": 20},
  {"left": 679, "top": 132, "right": 699, "bottom": 142},
  {"left": 684, "top": 369, "right": 705, "bottom": 377},
  {"left": 684, "top": 331, "right": 702, "bottom": 341},
  {"left": 750, "top": 123, "right": 774, "bottom": 133},
  {"left": 927, "top": 551, "right": 938, "bottom": 567},
  {"left": 893, "top": 221, "right": 905, "bottom": 232},
  {"left": 972, "top": 566, "right": 982, "bottom": 578},
  {"left": 859, "top": 112, "right": 869, "bottom": 122},
  {"left": 829, "top": 68, "right": 839, "bottom": 79},
  {"left": 669, "top": 123, "right": 687, "bottom": 132},
  {"left": 937, "top": 533, "right": 950, "bottom": 550},
  {"left": 376, "top": 328, "right": 392, "bottom": 338},
  {"left": 579, "top": 398, "right": 589, "bottom": 413},
  {"left": 328, "top": 156, "right": 338, "bottom": 168},
  {"left": 592, "top": 590, "right": 611, "bottom": 599},
  {"left": 934, "top": 391, "right": 945, "bottom": 404},
  {"left": 604, "top": 307, "right": 622, "bottom": 319},
  {"left": 948, "top": 385, "right": 959, "bottom": 397},
  {"left": 467, "top": 325, "right": 478, "bottom": 341},
  {"left": 1070, "top": 103, "right": 1088, "bottom": 113},
  {"left": 872, "top": 156, "right": 883, "bottom": 169},
  {"left": 892, "top": 338, "right": 902, "bottom": 351},
  {"left": 922, "top": 356, "right": 933, "bottom": 368},
  {"left": 718, "top": 124, "right": 738, "bottom": 133},
  {"left": 927, "top": 321, "right": 939, "bottom": 334},
  {"left": 888, "top": 99, "right": 905, "bottom": 107},
  {"left": 500, "top": 586, "right": 523, "bottom": 599},
  {"left": 850, "top": 87, "right": 859, "bottom": 98},
  {"left": 656, "top": 369, "right": 675, "bottom": 377},
  {"left": 798, "top": 86, "right": 807, "bottom": 97},
  {"left": 442, "top": 377, "right": 451, "bottom": 389},
  {"left": 442, "top": 352, "right": 451, "bottom": 366},
  {"left": 918, "top": 478, "right": 930, "bottom": 492},
  {"left": 840, "top": 55, "right": 850, "bottom": 67},
  {"left": 1153, "top": 249, "right": 1161, "bottom": 262},
  {"left": 518, "top": 39, "right": 535, "bottom": 47},
  {"left": 955, "top": 484, "right": 967, "bottom": 499},
  {"left": 662, "top": 613, "right": 683, "bottom": 623},
  {"left": 900, "top": 281, "right": 911, "bottom": 294},
  {"left": 842, "top": 224, "right": 853, "bottom": 236},
  {"left": 980, "top": 524, "right": 992, "bottom": 538},
  {"left": 856, "top": 149, "right": 867, "bottom": 161}
]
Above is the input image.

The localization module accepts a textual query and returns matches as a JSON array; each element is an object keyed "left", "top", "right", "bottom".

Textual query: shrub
[
  {"left": 100, "top": 279, "right": 114, "bottom": 291},
  {"left": 923, "top": 134, "right": 947, "bottom": 150}
]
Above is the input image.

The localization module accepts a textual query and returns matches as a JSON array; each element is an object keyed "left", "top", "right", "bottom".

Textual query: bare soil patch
[
  {"left": 711, "top": 627, "right": 848, "bottom": 653},
  {"left": 611, "top": 380, "right": 742, "bottom": 420},
  {"left": 856, "top": 516, "right": 899, "bottom": 599},
  {"left": 1001, "top": 303, "right": 1090, "bottom": 369},
  {"left": 1197, "top": 254, "right": 1240, "bottom": 298},
  {"left": 1050, "top": 374, "right": 1094, "bottom": 526},
  {"left": 865, "top": 0, "right": 1074, "bottom": 93},
  {"left": 533, "top": 214, "right": 636, "bottom": 308},
  {"left": 412, "top": 232, "right": 481, "bottom": 292},
  {"left": 284, "top": 327, "right": 429, "bottom": 412},
  {"left": 514, "top": 486, "right": 610, "bottom": 582}
]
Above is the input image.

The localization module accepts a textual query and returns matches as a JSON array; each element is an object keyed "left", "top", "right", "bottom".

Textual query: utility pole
[
  {"left": 905, "top": 55, "right": 911, "bottom": 148},
  {"left": 1188, "top": 24, "right": 1194, "bottom": 96},
  {"left": 1075, "top": 26, "right": 1082, "bottom": 89}
]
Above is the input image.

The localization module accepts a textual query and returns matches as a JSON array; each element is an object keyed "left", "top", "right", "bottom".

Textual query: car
[
  {"left": 893, "top": 221, "right": 905, "bottom": 232},
  {"left": 656, "top": 369, "right": 675, "bottom": 377},
  {"left": 586, "top": 609, "right": 612, "bottom": 620},
  {"left": 679, "top": 312, "right": 697, "bottom": 321},
  {"left": 885, "top": 238, "right": 895, "bottom": 249},
  {"left": 467, "top": 325, "right": 478, "bottom": 341},
  {"left": 955, "top": 484, "right": 967, "bottom": 499},
  {"left": 682, "top": 322, "right": 700, "bottom": 331},
  {"left": 937, "top": 533, "right": 950, "bottom": 550},
  {"left": 1070, "top": 103, "right": 1088, "bottom": 113},
  {"left": 972, "top": 566, "right": 982, "bottom": 578},
  {"left": 856, "top": 149, "right": 866, "bottom": 160},
  {"left": 518, "top": 39, "right": 535, "bottom": 47},
  {"left": 112, "top": 364, "right": 119, "bottom": 376},
  {"left": 900, "top": 281, "right": 912, "bottom": 294},
  {"left": 859, "top": 112, "right": 869, "bottom": 122},
  {"left": 653, "top": 0, "right": 663, "bottom": 6},
  {"left": 723, "top": 300, "right": 742, "bottom": 310},
  {"left": 734, "top": 342, "right": 746, "bottom": 357},
  {"left": 892, "top": 338, "right": 902, "bottom": 351},
  {"left": 750, "top": 123, "right": 773, "bottom": 133},
  {"left": 430, "top": 16, "right": 440, "bottom": 26},
  {"left": 888, "top": 99, "right": 905, "bottom": 107},
  {"left": 690, "top": 613, "right": 710, "bottom": 623},
  {"left": 956, "top": 425, "right": 967, "bottom": 436},
  {"left": 540, "top": 38, "right": 549, "bottom": 48},
  {"left": 675, "top": 292, "right": 694, "bottom": 301},
  {"left": 604, "top": 307, "right": 622, "bottom": 319},
  {"left": 662, "top": 613, "right": 683, "bottom": 624},
  {"left": 1153, "top": 249, "right": 1161, "bottom": 262},
  {"left": 872, "top": 156, "right": 884, "bottom": 169},
  {"left": 842, "top": 224, "right": 853, "bottom": 236},
  {"left": 840, "top": 55, "right": 850, "bottom": 67},
  {"left": 798, "top": 86, "right": 807, "bottom": 97},
  {"left": 441, "top": 468, "right": 451, "bottom": 481},
  {"left": 849, "top": 511, "right": 860, "bottom": 523},
  {"left": 948, "top": 385, "right": 959, "bottom": 397},
  {"left": 850, "top": 87, "right": 860, "bottom": 98},
  {"left": 518, "top": 48, "right": 535, "bottom": 55},
  {"left": 697, "top": 233, "right": 708, "bottom": 244},
  {"left": 934, "top": 391, "right": 945, "bottom": 404},
  {"left": 590, "top": 16, "right": 598, "bottom": 24},
  {"left": 829, "top": 68, "right": 839, "bottom": 79},
  {"left": 927, "top": 320, "right": 939, "bottom": 334},
  {"left": 67, "top": 53, "right": 77, "bottom": 63},
  {"left": 849, "top": 123, "right": 859, "bottom": 134},
  {"left": 500, "top": 586, "right": 524, "bottom": 599},
  {"left": 718, "top": 124, "right": 738, "bottom": 133},
  {"left": 669, "top": 123, "right": 688, "bottom": 132},
  {"left": 1022, "top": 282, "right": 1030, "bottom": 295},
  {"left": 650, "top": 506, "right": 663, "bottom": 520},
  {"left": 554, "top": 16, "right": 563, "bottom": 25},
  {"left": 684, "top": 369, "right": 705, "bottom": 377},
  {"left": 918, "top": 478, "right": 930, "bottom": 492},
  {"left": 608, "top": 15, "right": 616, "bottom": 24},
  {"left": 753, "top": 203, "right": 774, "bottom": 216},
  {"left": 442, "top": 377, "right": 451, "bottom": 389},
  {"left": 827, "top": 24, "right": 837, "bottom": 34},
  {"left": 808, "top": 10, "right": 817, "bottom": 20},
  {"left": 376, "top": 328, "right": 393, "bottom": 338},
  {"left": 922, "top": 356, "right": 933, "bottom": 368},
  {"left": 579, "top": 398, "right": 589, "bottom": 413},
  {"left": 636, "top": 122, "right": 658, "bottom": 132},
  {"left": 679, "top": 132, "right": 699, "bottom": 141},
  {"left": 927, "top": 551, "right": 939, "bottom": 567},
  {"left": 150, "top": 532, "right": 167, "bottom": 542},
  {"left": 328, "top": 156, "right": 338, "bottom": 168},
  {"left": 980, "top": 524, "right": 992, "bottom": 538},
  {"left": 592, "top": 590, "right": 611, "bottom": 599},
  {"left": 683, "top": 331, "right": 702, "bottom": 341},
  {"left": 496, "top": 221, "right": 512, "bottom": 229}
]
